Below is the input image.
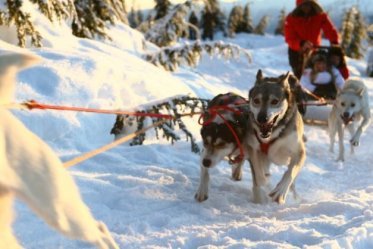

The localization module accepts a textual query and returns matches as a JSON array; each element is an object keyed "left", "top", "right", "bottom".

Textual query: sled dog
[
  {"left": 246, "top": 70, "right": 306, "bottom": 204},
  {"left": 195, "top": 92, "right": 250, "bottom": 202},
  {"left": 328, "top": 78, "right": 371, "bottom": 162},
  {"left": 0, "top": 52, "right": 119, "bottom": 249}
]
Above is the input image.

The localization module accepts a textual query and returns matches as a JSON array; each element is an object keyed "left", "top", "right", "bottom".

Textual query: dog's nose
[
  {"left": 202, "top": 159, "right": 212, "bottom": 167},
  {"left": 343, "top": 112, "right": 350, "bottom": 118},
  {"left": 257, "top": 112, "right": 268, "bottom": 124}
]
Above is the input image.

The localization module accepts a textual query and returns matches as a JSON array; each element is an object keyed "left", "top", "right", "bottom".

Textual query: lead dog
[
  {"left": 195, "top": 92, "right": 250, "bottom": 202},
  {"left": 247, "top": 70, "right": 306, "bottom": 204},
  {"left": 0, "top": 52, "right": 119, "bottom": 249},
  {"left": 328, "top": 79, "right": 371, "bottom": 162}
]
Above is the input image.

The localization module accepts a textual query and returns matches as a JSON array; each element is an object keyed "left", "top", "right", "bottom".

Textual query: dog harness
[
  {"left": 254, "top": 130, "right": 277, "bottom": 155},
  {"left": 199, "top": 93, "right": 248, "bottom": 164}
]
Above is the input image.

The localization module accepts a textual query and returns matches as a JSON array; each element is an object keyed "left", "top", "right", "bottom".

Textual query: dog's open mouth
[
  {"left": 340, "top": 114, "right": 354, "bottom": 125},
  {"left": 258, "top": 116, "right": 278, "bottom": 138}
]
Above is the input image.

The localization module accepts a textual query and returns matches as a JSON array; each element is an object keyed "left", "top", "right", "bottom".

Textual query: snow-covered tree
[
  {"left": 188, "top": 11, "right": 199, "bottom": 40},
  {"left": 0, "top": 0, "right": 73, "bottom": 47},
  {"left": 145, "top": 1, "right": 193, "bottom": 47},
  {"left": 341, "top": 7, "right": 367, "bottom": 59},
  {"left": 341, "top": 7, "right": 355, "bottom": 53},
  {"left": 201, "top": 0, "right": 224, "bottom": 40},
  {"left": 128, "top": 6, "right": 139, "bottom": 28},
  {"left": 274, "top": 8, "right": 286, "bottom": 35},
  {"left": 348, "top": 10, "right": 366, "bottom": 59},
  {"left": 154, "top": 0, "right": 171, "bottom": 20},
  {"left": 72, "top": 0, "right": 128, "bottom": 40},
  {"left": 242, "top": 3, "right": 253, "bottom": 33},
  {"left": 144, "top": 40, "right": 252, "bottom": 72},
  {"left": 254, "top": 15, "right": 269, "bottom": 35},
  {"left": 227, "top": 5, "right": 244, "bottom": 38}
]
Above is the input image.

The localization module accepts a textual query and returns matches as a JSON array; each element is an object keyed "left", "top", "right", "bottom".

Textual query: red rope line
[
  {"left": 198, "top": 105, "right": 244, "bottom": 164},
  {"left": 23, "top": 100, "right": 174, "bottom": 119}
]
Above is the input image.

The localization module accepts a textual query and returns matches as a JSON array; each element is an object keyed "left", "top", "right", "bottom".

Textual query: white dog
[
  {"left": 329, "top": 79, "right": 371, "bottom": 162},
  {"left": 0, "top": 52, "right": 119, "bottom": 249}
]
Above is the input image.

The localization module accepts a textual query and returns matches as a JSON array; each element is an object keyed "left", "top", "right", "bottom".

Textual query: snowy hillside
[{"left": 1, "top": 7, "right": 372, "bottom": 249}]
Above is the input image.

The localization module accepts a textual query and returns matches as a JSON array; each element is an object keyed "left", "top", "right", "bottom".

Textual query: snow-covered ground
[{"left": 1, "top": 8, "right": 372, "bottom": 249}]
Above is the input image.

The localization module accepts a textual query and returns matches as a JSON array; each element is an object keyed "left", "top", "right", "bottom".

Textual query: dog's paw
[
  {"left": 350, "top": 139, "right": 360, "bottom": 147},
  {"left": 194, "top": 192, "right": 208, "bottom": 202},
  {"left": 269, "top": 185, "right": 288, "bottom": 205}
]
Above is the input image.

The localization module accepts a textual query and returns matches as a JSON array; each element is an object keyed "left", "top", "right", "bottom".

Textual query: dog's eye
[
  {"left": 341, "top": 102, "right": 345, "bottom": 107},
  {"left": 351, "top": 103, "right": 355, "bottom": 107},
  {"left": 253, "top": 98, "right": 260, "bottom": 105},
  {"left": 271, "top": 99, "right": 279, "bottom": 105}
]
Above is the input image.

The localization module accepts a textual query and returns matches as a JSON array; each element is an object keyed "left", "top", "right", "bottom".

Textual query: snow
[{"left": 1, "top": 3, "right": 373, "bottom": 249}]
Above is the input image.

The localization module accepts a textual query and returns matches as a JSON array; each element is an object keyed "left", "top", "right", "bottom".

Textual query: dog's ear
[
  {"left": 255, "top": 69, "right": 264, "bottom": 84},
  {"left": 356, "top": 87, "right": 365, "bottom": 98},
  {"left": 279, "top": 71, "right": 291, "bottom": 88}
]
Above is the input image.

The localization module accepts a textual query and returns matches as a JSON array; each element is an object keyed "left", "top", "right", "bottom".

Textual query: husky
[
  {"left": 246, "top": 70, "right": 306, "bottom": 204},
  {"left": 0, "top": 52, "right": 119, "bottom": 249},
  {"left": 328, "top": 79, "right": 371, "bottom": 162},
  {"left": 195, "top": 92, "right": 250, "bottom": 202}
]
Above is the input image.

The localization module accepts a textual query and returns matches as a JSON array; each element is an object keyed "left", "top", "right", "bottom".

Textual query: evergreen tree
[
  {"left": 348, "top": 10, "right": 366, "bottom": 59},
  {"left": 274, "top": 8, "right": 286, "bottom": 35},
  {"left": 154, "top": 0, "right": 171, "bottom": 20},
  {"left": 72, "top": 0, "right": 128, "bottom": 40},
  {"left": 129, "top": 6, "right": 140, "bottom": 28},
  {"left": 340, "top": 7, "right": 356, "bottom": 54},
  {"left": 254, "top": 15, "right": 269, "bottom": 35},
  {"left": 188, "top": 11, "right": 200, "bottom": 40},
  {"left": 227, "top": 5, "right": 244, "bottom": 38},
  {"left": 201, "top": 0, "right": 223, "bottom": 40},
  {"left": 0, "top": 0, "right": 73, "bottom": 47},
  {"left": 242, "top": 3, "right": 254, "bottom": 33},
  {"left": 145, "top": 1, "right": 193, "bottom": 47}
]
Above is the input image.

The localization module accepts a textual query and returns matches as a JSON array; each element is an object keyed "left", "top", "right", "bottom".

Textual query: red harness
[
  {"left": 199, "top": 104, "right": 245, "bottom": 164},
  {"left": 254, "top": 130, "right": 277, "bottom": 155}
]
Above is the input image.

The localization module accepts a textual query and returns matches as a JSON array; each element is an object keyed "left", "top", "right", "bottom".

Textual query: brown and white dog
[
  {"left": 246, "top": 70, "right": 306, "bottom": 204},
  {"left": 195, "top": 92, "right": 250, "bottom": 202},
  {"left": 0, "top": 52, "right": 119, "bottom": 249}
]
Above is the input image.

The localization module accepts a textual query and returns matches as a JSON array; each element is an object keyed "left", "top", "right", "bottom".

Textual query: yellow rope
[{"left": 63, "top": 119, "right": 168, "bottom": 168}]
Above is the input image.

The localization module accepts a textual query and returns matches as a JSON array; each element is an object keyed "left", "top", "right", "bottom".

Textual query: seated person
[
  {"left": 300, "top": 53, "right": 345, "bottom": 100},
  {"left": 328, "top": 45, "right": 349, "bottom": 79}
]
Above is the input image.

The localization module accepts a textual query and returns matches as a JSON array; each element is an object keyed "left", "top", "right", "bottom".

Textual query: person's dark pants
[
  {"left": 306, "top": 83, "right": 337, "bottom": 100},
  {"left": 288, "top": 48, "right": 304, "bottom": 79}
]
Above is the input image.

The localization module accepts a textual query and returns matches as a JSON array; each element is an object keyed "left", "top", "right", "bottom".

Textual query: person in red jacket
[{"left": 285, "top": 0, "right": 340, "bottom": 79}]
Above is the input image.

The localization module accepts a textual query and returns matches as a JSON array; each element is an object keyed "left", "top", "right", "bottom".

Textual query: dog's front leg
[
  {"left": 350, "top": 115, "right": 371, "bottom": 147},
  {"left": 195, "top": 166, "right": 210, "bottom": 202},
  {"left": 231, "top": 161, "right": 244, "bottom": 181},
  {"left": 0, "top": 192, "right": 22, "bottom": 249},
  {"left": 249, "top": 153, "right": 270, "bottom": 204},
  {"left": 269, "top": 148, "right": 305, "bottom": 204},
  {"left": 328, "top": 114, "right": 337, "bottom": 153},
  {"left": 336, "top": 122, "right": 345, "bottom": 162}
]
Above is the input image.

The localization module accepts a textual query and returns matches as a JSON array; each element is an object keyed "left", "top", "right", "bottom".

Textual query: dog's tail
[{"left": 0, "top": 52, "right": 41, "bottom": 104}]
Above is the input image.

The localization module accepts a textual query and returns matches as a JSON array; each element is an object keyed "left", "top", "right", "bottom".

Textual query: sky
[{"left": 0, "top": 1, "right": 373, "bottom": 248}]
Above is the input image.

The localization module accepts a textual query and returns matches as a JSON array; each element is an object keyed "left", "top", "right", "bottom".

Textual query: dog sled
[{"left": 298, "top": 46, "right": 349, "bottom": 124}]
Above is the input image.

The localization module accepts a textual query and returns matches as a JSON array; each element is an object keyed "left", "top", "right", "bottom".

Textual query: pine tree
[
  {"left": 188, "top": 11, "right": 199, "bottom": 40},
  {"left": 0, "top": 0, "right": 73, "bottom": 47},
  {"left": 348, "top": 10, "right": 366, "bottom": 59},
  {"left": 254, "top": 15, "right": 269, "bottom": 35},
  {"left": 340, "top": 7, "right": 356, "bottom": 55},
  {"left": 145, "top": 1, "right": 193, "bottom": 47},
  {"left": 227, "top": 5, "right": 244, "bottom": 38},
  {"left": 201, "top": 0, "right": 223, "bottom": 40},
  {"left": 154, "top": 0, "right": 171, "bottom": 20},
  {"left": 128, "top": 6, "right": 138, "bottom": 28},
  {"left": 274, "top": 8, "right": 286, "bottom": 35},
  {"left": 72, "top": 0, "right": 128, "bottom": 40},
  {"left": 242, "top": 3, "right": 253, "bottom": 33}
]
